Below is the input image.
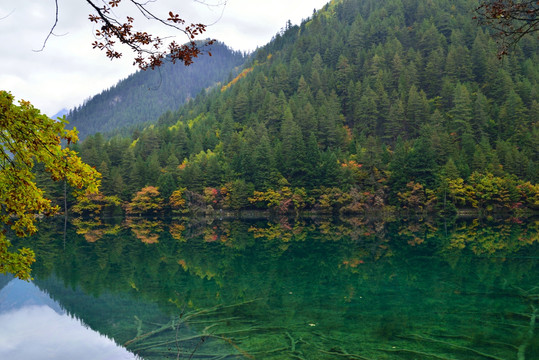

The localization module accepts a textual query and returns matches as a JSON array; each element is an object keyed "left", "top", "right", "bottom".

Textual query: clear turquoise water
[{"left": 2, "top": 217, "right": 538, "bottom": 359}]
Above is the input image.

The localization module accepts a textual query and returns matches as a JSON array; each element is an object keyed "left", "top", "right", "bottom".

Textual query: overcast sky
[{"left": 0, "top": 0, "right": 329, "bottom": 116}]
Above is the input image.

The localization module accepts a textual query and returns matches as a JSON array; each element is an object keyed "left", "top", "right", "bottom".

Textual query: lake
[{"left": 1, "top": 216, "right": 538, "bottom": 359}]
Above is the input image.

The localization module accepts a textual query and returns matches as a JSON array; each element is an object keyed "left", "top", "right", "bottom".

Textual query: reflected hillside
[
  {"left": 0, "top": 277, "right": 139, "bottom": 360},
  {"left": 16, "top": 216, "right": 539, "bottom": 359}
]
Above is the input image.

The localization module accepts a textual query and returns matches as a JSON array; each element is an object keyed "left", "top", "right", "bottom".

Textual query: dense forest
[
  {"left": 45, "top": 0, "right": 538, "bottom": 216},
  {"left": 65, "top": 42, "right": 246, "bottom": 139}
]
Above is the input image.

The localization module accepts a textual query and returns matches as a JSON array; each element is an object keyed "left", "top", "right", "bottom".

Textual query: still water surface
[{"left": 1, "top": 216, "right": 538, "bottom": 359}]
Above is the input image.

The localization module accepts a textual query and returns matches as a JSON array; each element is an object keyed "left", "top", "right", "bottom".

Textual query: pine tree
[
  {"left": 319, "top": 151, "right": 341, "bottom": 188},
  {"left": 385, "top": 99, "right": 407, "bottom": 142},
  {"left": 471, "top": 30, "right": 488, "bottom": 83},
  {"left": 109, "top": 167, "right": 126, "bottom": 199},
  {"left": 498, "top": 90, "right": 527, "bottom": 141},
  {"left": 233, "top": 88, "right": 249, "bottom": 123},
  {"left": 388, "top": 137, "right": 409, "bottom": 200},
  {"left": 451, "top": 83, "right": 473, "bottom": 137},
  {"left": 253, "top": 132, "right": 275, "bottom": 189},
  {"left": 423, "top": 48, "right": 445, "bottom": 97},
  {"left": 406, "top": 85, "right": 429, "bottom": 137},
  {"left": 442, "top": 158, "right": 460, "bottom": 180},
  {"left": 473, "top": 91, "right": 491, "bottom": 138},
  {"left": 180, "top": 162, "right": 203, "bottom": 192},
  {"left": 280, "top": 106, "right": 306, "bottom": 186},
  {"left": 407, "top": 136, "right": 438, "bottom": 188},
  {"left": 318, "top": 91, "right": 341, "bottom": 149},
  {"left": 146, "top": 152, "right": 161, "bottom": 185},
  {"left": 357, "top": 85, "right": 378, "bottom": 136},
  {"left": 288, "top": 57, "right": 303, "bottom": 92},
  {"left": 157, "top": 172, "right": 176, "bottom": 199},
  {"left": 304, "top": 132, "right": 321, "bottom": 189},
  {"left": 205, "top": 154, "right": 223, "bottom": 188},
  {"left": 336, "top": 55, "right": 353, "bottom": 97},
  {"left": 310, "top": 53, "right": 325, "bottom": 92}
]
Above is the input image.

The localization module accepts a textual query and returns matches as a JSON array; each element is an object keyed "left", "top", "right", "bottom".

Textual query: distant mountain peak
[
  {"left": 50, "top": 108, "right": 68, "bottom": 120},
  {"left": 66, "top": 42, "right": 246, "bottom": 140}
]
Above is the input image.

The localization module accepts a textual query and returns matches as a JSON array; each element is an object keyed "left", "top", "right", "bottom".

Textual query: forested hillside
[
  {"left": 57, "top": 0, "right": 538, "bottom": 216},
  {"left": 65, "top": 42, "right": 246, "bottom": 139}
]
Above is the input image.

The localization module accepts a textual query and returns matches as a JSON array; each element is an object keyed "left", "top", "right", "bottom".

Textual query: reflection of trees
[
  {"left": 125, "top": 218, "right": 164, "bottom": 244},
  {"left": 26, "top": 216, "right": 539, "bottom": 295},
  {"left": 391, "top": 217, "right": 439, "bottom": 247},
  {"left": 442, "top": 218, "right": 538, "bottom": 256},
  {"left": 168, "top": 223, "right": 186, "bottom": 242},
  {"left": 19, "top": 216, "right": 539, "bottom": 359},
  {"left": 72, "top": 218, "right": 122, "bottom": 243}
]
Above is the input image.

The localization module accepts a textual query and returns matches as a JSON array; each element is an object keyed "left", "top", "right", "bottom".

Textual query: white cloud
[{"left": 0, "top": 305, "right": 138, "bottom": 360}]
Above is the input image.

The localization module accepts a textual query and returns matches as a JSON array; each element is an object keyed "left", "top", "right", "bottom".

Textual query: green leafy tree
[{"left": 0, "top": 91, "right": 100, "bottom": 279}]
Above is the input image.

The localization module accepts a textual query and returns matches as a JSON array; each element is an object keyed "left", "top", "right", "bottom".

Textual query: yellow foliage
[
  {"left": 169, "top": 188, "right": 187, "bottom": 212},
  {"left": 220, "top": 67, "right": 254, "bottom": 92},
  {"left": 126, "top": 218, "right": 163, "bottom": 244},
  {"left": 126, "top": 186, "right": 163, "bottom": 215},
  {"left": 0, "top": 91, "right": 100, "bottom": 279},
  {"left": 168, "top": 119, "right": 184, "bottom": 131},
  {"left": 187, "top": 113, "right": 205, "bottom": 129},
  {"left": 169, "top": 223, "right": 186, "bottom": 241}
]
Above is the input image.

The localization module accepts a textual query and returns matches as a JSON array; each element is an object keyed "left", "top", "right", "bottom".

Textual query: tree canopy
[
  {"left": 1, "top": 0, "right": 215, "bottom": 279},
  {"left": 0, "top": 91, "right": 100, "bottom": 279}
]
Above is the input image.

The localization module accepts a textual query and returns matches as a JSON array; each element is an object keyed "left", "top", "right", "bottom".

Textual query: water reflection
[
  {"left": 7, "top": 216, "right": 539, "bottom": 359},
  {"left": 0, "top": 276, "right": 138, "bottom": 360}
]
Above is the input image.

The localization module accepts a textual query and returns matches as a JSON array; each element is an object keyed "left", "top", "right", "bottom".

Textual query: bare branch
[
  {"left": 129, "top": 1, "right": 189, "bottom": 34},
  {"left": 194, "top": 0, "right": 228, "bottom": 27},
  {"left": 84, "top": 0, "right": 214, "bottom": 69},
  {"left": 33, "top": 0, "right": 60, "bottom": 52},
  {"left": 0, "top": 8, "right": 15, "bottom": 21},
  {"left": 30, "top": 0, "right": 219, "bottom": 69},
  {"left": 194, "top": 0, "right": 228, "bottom": 8},
  {"left": 475, "top": 0, "right": 539, "bottom": 57}
]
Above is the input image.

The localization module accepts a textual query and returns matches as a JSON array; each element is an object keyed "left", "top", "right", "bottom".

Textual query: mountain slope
[
  {"left": 66, "top": 42, "right": 246, "bottom": 139},
  {"left": 72, "top": 0, "right": 538, "bottom": 213}
]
